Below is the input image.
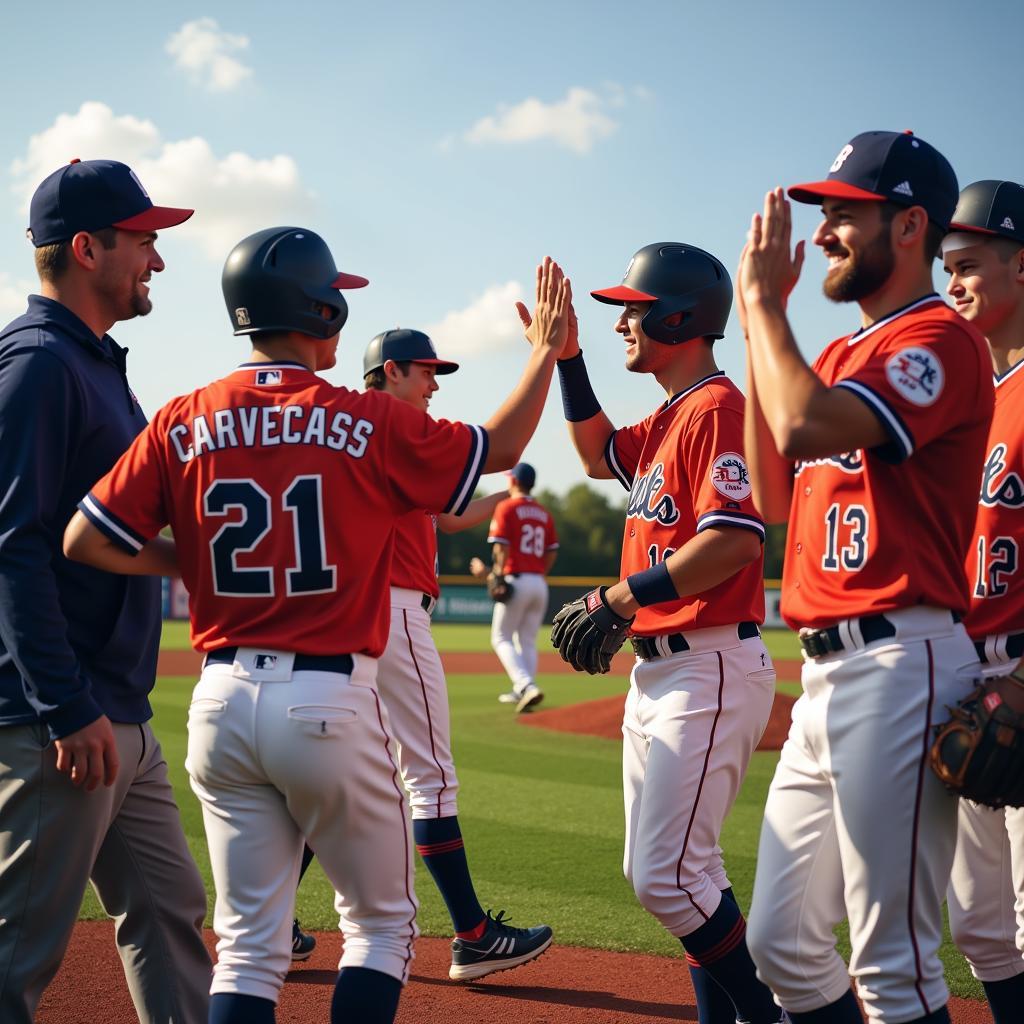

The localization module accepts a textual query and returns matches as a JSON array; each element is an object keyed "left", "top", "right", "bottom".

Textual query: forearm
[
  {"left": 557, "top": 351, "right": 615, "bottom": 477},
  {"left": 606, "top": 527, "right": 761, "bottom": 618},
  {"left": 437, "top": 492, "right": 504, "bottom": 533},
  {"left": 745, "top": 297, "right": 829, "bottom": 455},
  {"left": 744, "top": 347, "right": 793, "bottom": 523},
  {"left": 544, "top": 550, "right": 558, "bottom": 573},
  {"left": 567, "top": 414, "right": 616, "bottom": 478},
  {"left": 482, "top": 348, "right": 559, "bottom": 471},
  {"left": 491, "top": 543, "right": 508, "bottom": 573},
  {"left": 64, "top": 513, "right": 179, "bottom": 577}
]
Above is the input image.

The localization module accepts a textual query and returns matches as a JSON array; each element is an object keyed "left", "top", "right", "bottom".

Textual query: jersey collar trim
[
  {"left": 847, "top": 294, "right": 943, "bottom": 346},
  {"left": 236, "top": 361, "right": 311, "bottom": 370},
  {"left": 995, "top": 358, "right": 1024, "bottom": 387},
  {"left": 661, "top": 370, "right": 727, "bottom": 412}
]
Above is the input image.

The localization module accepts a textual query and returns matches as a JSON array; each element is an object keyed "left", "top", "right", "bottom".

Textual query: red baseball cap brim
[
  {"left": 787, "top": 180, "right": 887, "bottom": 205},
  {"left": 591, "top": 284, "right": 659, "bottom": 305},
  {"left": 947, "top": 222, "right": 998, "bottom": 236},
  {"left": 113, "top": 205, "right": 195, "bottom": 232},
  {"left": 412, "top": 358, "right": 459, "bottom": 375},
  {"left": 331, "top": 271, "right": 369, "bottom": 289}
]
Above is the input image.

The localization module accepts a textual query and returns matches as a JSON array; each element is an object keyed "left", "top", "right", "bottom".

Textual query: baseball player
[
  {"left": 739, "top": 132, "right": 993, "bottom": 1023},
  {"left": 63, "top": 232, "right": 570, "bottom": 1024},
  {"left": 546, "top": 243, "right": 783, "bottom": 1024},
  {"left": 294, "top": 329, "right": 554, "bottom": 981},
  {"left": 940, "top": 180, "right": 1024, "bottom": 1024},
  {"left": 469, "top": 462, "right": 558, "bottom": 713}
]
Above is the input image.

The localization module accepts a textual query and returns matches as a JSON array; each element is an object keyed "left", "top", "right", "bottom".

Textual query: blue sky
[{"left": 2, "top": 0, "right": 1022, "bottom": 500}]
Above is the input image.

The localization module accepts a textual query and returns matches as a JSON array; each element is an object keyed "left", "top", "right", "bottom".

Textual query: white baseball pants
[
  {"left": 747, "top": 607, "right": 979, "bottom": 1022},
  {"left": 622, "top": 626, "right": 775, "bottom": 938},
  {"left": 185, "top": 650, "right": 418, "bottom": 1004},
  {"left": 376, "top": 587, "right": 459, "bottom": 819},
  {"left": 490, "top": 572, "right": 548, "bottom": 694}
]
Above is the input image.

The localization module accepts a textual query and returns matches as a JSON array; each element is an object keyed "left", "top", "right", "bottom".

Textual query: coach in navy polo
[{"left": 0, "top": 159, "right": 211, "bottom": 1023}]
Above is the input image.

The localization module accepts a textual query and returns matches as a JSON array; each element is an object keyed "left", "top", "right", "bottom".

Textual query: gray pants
[{"left": 0, "top": 720, "right": 212, "bottom": 1023}]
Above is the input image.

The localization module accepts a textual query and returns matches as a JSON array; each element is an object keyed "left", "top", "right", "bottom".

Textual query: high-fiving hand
[{"left": 738, "top": 187, "right": 806, "bottom": 321}]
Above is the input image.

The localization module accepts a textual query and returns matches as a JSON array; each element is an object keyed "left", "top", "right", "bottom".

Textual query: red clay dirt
[{"left": 41, "top": 921, "right": 992, "bottom": 1023}]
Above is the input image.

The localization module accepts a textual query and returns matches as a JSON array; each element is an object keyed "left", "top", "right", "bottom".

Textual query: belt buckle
[
  {"left": 630, "top": 637, "right": 653, "bottom": 661},
  {"left": 801, "top": 629, "right": 832, "bottom": 659}
]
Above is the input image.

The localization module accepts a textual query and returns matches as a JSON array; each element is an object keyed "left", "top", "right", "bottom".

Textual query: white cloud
[
  {"left": 465, "top": 86, "right": 619, "bottom": 154},
  {"left": 0, "top": 273, "right": 34, "bottom": 321},
  {"left": 166, "top": 17, "right": 252, "bottom": 92},
  {"left": 10, "top": 102, "right": 311, "bottom": 260},
  {"left": 425, "top": 281, "right": 527, "bottom": 356}
]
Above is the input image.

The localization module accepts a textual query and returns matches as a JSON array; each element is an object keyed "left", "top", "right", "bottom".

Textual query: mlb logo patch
[
  {"left": 884, "top": 346, "right": 944, "bottom": 406},
  {"left": 256, "top": 370, "right": 282, "bottom": 386},
  {"left": 254, "top": 654, "right": 278, "bottom": 670}
]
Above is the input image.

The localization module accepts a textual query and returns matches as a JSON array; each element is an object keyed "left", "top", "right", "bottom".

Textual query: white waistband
[{"left": 389, "top": 586, "right": 436, "bottom": 613}]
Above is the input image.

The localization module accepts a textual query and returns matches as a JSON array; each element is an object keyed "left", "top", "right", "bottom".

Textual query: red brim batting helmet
[
  {"left": 592, "top": 242, "right": 732, "bottom": 345},
  {"left": 221, "top": 226, "right": 367, "bottom": 339}
]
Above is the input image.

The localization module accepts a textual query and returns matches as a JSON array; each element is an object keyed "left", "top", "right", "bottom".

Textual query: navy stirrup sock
[
  {"left": 331, "top": 967, "right": 402, "bottom": 1024},
  {"left": 209, "top": 993, "right": 275, "bottom": 1024},
  {"left": 680, "top": 894, "right": 779, "bottom": 1023},
  {"left": 982, "top": 973, "right": 1024, "bottom": 1024},
  {"left": 786, "top": 989, "right": 863, "bottom": 1023},
  {"left": 413, "top": 815, "right": 486, "bottom": 934},
  {"left": 688, "top": 888, "right": 741, "bottom": 1024}
]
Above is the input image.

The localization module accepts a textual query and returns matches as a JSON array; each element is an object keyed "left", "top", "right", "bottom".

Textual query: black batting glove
[{"left": 550, "top": 586, "right": 635, "bottom": 675}]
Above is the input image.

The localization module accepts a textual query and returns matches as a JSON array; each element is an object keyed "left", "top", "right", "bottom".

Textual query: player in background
[
  {"left": 469, "top": 462, "right": 558, "bottom": 713},
  {"left": 940, "top": 180, "right": 1024, "bottom": 1024},
  {"left": 293, "top": 328, "right": 553, "bottom": 982},
  {"left": 545, "top": 243, "right": 784, "bottom": 1024},
  {"left": 740, "top": 133, "right": 992, "bottom": 1023},
  {"left": 63, "top": 231, "right": 570, "bottom": 1024}
]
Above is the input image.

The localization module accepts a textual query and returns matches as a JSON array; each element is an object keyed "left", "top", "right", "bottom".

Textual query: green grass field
[{"left": 82, "top": 623, "right": 982, "bottom": 1000}]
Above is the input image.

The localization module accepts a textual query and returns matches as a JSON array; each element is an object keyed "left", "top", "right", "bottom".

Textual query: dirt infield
[{"left": 40, "top": 921, "right": 993, "bottom": 1023}]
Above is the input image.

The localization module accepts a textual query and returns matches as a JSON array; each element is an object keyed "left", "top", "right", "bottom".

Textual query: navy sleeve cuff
[
  {"left": 604, "top": 432, "right": 633, "bottom": 491},
  {"left": 40, "top": 687, "right": 105, "bottom": 739},
  {"left": 444, "top": 426, "right": 489, "bottom": 515},
  {"left": 78, "top": 494, "right": 146, "bottom": 555},
  {"left": 834, "top": 380, "right": 914, "bottom": 464},
  {"left": 696, "top": 510, "right": 766, "bottom": 542}
]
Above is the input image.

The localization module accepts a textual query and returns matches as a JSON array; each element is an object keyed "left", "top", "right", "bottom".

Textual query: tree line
[{"left": 438, "top": 483, "right": 787, "bottom": 580}]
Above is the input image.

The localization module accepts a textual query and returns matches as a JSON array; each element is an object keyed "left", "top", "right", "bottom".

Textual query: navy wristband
[
  {"left": 626, "top": 561, "right": 679, "bottom": 607},
  {"left": 557, "top": 351, "right": 602, "bottom": 422}
]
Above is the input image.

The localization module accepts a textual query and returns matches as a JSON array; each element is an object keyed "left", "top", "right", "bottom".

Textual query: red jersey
[
  {"left": 80, "top": 362, "right": 486, "bottom": 658},
  {"left": 964, "top": 358, "right": 1024, "bottom": 640},
  {"left": 391, "top": 510, "right": 440, "bottom": 598},
  {"left": 781, "top": 297, "right": 994, "bottom": 630},
  {"left": 606, "top": 372, "right": 766, "bottom": 635},
  {"left": 487, "top": 496, "right": 558, "bottom": 575}
]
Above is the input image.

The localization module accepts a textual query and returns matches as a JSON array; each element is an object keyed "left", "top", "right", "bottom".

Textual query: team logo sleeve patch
[
  {"left": 710, "top": 452, "right": 752, "bottom": 501},
  {"left": 884, "top": 347, "right": 945, "bottom": 406}
]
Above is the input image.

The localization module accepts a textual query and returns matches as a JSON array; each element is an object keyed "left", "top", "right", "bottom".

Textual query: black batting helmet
[
  {"left": 362, "top": 329, "right": 459, "bottom": 377},
  {"left": 948, "top": 180, "right": 1024, "bottom": 245},
  {"left": 591, "top": 242, "right": 732, "bottom": 345},
  {"left": 222, "top": 227, "right": 368, "bottom": 339}
]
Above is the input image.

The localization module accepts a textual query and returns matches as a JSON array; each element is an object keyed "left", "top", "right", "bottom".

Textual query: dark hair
[
  {"left": 34, "top": 226, "right": 119, "bottom": 282},
  {"left": 878, "top": 201, "right": 944, "bottom": 265},
  {"left": 364, "top": 360, "right": 413, "bottom": 390}
]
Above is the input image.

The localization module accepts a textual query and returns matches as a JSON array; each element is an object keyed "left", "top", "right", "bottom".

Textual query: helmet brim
[
  {"left": 590, "top": 285, "right": 659, "bottom": 306},
  {"left": 411, "top": 358, "right": 459, "bottom": 375},
  {"left": 331, "top": 271, "right": 369, "bottom": 289}
]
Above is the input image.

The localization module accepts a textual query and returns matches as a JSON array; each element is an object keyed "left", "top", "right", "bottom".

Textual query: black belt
[
  {"left": 631, "top": 621, "right": 760, "bottom": 661},
  {"left": 974, "top": 632, "right": 1024, "bottom": 664},
  {"left": 205, "top": 647, "right": 354, "bottom": 675},
  {"left": 799, "top": 614, "right": 896, "bottom": 658},
  {"left": 421, "top": 593, "right": 435, "bottom": 613}
]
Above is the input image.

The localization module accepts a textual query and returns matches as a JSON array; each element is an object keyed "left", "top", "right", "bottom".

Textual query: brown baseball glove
[
  {"left": 487, "top": 573, "right": 514, "bottom": 604},
  {"left": 930, "top": 662, "right": 1024, "bottom": 808}
]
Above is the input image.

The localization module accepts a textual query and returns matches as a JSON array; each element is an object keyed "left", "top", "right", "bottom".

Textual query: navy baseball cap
[
  {"left": 788, "top": 130, "right": 959, "bottom": 229},
  {"left": 28, "top": 158, "right": 194, "bottom": 247},
  {"left": 507, "top": 462, "right": 536, "bottom": 489}
]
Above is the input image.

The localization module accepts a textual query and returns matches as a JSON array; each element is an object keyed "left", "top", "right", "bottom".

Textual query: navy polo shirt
[{"left": 0, "top": 295, "right": 161, "bottom": 737}]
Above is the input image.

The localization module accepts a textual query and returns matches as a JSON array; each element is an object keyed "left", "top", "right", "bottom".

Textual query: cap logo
[
  {"left": 235, "top": 307, "right": 251, "bottom": 326},
  {"left": 830, "top": 144, "right": 854, "bottom": 173},
  {"left": 1001, "top": 216, "right": 1016, "bottom": 231},
  {"left": 892, "top": 181, "right": 914, "bottom": 197},
  {"left": 127, "top": 168, "right": 150, "bottom": 199}
]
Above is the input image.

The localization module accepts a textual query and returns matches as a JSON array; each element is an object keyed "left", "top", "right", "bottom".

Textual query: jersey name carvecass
[
  {"left": 168, "top": 404, "right": 374, "bottom": 463},
  {"left": 606, "top": 372, "right": 765, "bottom": 635},
  {"left": 782, "top": 297, "right": 993, "bottom": 630}
]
